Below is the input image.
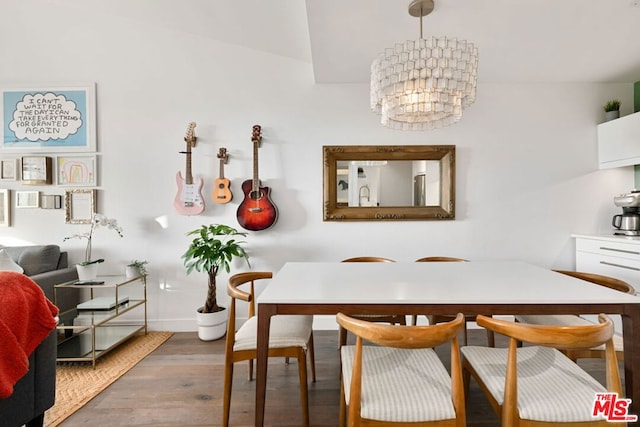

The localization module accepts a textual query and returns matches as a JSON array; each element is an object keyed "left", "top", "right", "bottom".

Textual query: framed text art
[
  {"left": 15, "top": 191, "right": 39, "bottom": 208},
  {"left": 65, "top": 189, "right": 96, "bottom": 224},
  {"left": 57, "top": 155, "right": 96, "bottom": 186},
  {"left": 21, "top": 156, "right": 52, "bottom": 185},
  {"left": 1, "top": 83, "right": 96, "bottom": 152},
  {"left": 0, "top": 158, "right": 18, "bottom": 181},
  {"left": 0, "top": 189, "right": 9, "bottom": 226}
]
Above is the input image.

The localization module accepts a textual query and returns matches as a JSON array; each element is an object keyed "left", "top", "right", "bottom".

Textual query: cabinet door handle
[
  {"left": 599, "top": 246, "right": 640, "bottom": 255},
  {"left": 599, "top": 261, "right": 640, "bottom": 271}
]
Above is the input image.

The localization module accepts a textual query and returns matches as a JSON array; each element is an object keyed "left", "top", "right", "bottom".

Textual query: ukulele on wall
[
  {"left": 173, "top": 122, "right": 205, "bottom": 215},
  {"left": 212, "top": 147, "right": 232, "bottom": 204},
  {"left": 236, "top": 125, "right": 278, "bottom": 231}
]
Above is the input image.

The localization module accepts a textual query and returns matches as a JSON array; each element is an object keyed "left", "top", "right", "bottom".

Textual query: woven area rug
[{"left": 45, "top": 331, "right": 173, "bottom": 427}]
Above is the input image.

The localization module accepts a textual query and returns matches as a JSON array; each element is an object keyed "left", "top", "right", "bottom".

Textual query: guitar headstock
[
  {"left": 217, "top": 147, "right": 229, "bottom": 163},
  {"left": 184, "top": 122, "right": 197, "bottom": 147},
  {"left": 251, "top": 124, "right": 262, "bottom": 147}
]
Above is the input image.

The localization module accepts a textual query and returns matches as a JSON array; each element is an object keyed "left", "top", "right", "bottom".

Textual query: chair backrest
[
  {"left": 338, "top": 312, "right": 464, "bottom": 349},
  {"left": 475, "top": 314, "right": 622, "bottom": 393},
  {"left": 226, "top": 272, "right": 273, "bottom": 353},
  {"left": 415, "top": 256, "right": 469, "bottom": 262},
  {"left": 553, "top": 270, "right": 636, "bottom": 295},
  {"left": 341, "top": 257, "right": 395, "bottom": 262}
]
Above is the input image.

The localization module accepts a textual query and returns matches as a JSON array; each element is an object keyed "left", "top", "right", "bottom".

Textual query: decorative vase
[
  {"left": 196, "top": 307, "right": 227, "bottom": 341},
  {"left": 604, "top": 110, "right": 620, "bottom": 122},
  {"left": 76, "top": 263, "right": 98, "bottom": 281}
]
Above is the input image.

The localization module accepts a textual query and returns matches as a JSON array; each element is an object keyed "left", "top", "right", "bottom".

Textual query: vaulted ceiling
[{"left": 55, "top": 0, "right": 640, "bottom": 84}]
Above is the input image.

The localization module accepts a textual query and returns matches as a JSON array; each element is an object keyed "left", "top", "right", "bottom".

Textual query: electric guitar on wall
[
  {"left": 236, "top": 125, "right": 278, "bottom": 231},
  {"left": 173, "top": 122, "right": 205, "bottom": 215},
  {"left": 212, "top": 147, "right": 232, "bottom": 204}
]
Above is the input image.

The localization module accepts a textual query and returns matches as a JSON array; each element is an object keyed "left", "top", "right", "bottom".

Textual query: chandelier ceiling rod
[{"left": 409, "top": 0, "right": 434, "bottom": 39}]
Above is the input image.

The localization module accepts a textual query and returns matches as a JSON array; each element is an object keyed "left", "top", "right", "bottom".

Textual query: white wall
[{"left": 0, "top": 1, "right": 634, "bottom": 331}]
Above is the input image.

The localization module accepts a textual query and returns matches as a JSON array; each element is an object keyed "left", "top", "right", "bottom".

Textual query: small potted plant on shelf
[
  {"left": 126, "top": 260, "right": 148, "bottom": 279},
  {"left": 603, "top": 99, "right": 621, "bottom": 122},
  {"left": 182, "top": 224, "right": 250, "bottom": 341}
]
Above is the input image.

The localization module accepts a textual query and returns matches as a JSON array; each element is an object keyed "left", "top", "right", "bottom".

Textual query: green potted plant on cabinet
[
  {"left": 182, "top": 224, "right": 250, "bottom": 341},
  {"left": 603, "top": 99, "right": 621, "bottom": 122}
]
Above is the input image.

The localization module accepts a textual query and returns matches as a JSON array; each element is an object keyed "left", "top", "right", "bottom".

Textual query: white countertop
[{"left": 572, "top": 234, "right": 640, "bottom": 244}]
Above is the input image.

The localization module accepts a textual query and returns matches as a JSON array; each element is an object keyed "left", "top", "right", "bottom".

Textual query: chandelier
[{"left": 370, "top": 0, "right": 478, "bottom": 131}]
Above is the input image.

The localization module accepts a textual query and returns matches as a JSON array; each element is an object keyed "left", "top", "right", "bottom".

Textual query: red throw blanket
[{"left": 0, "top": 271, "right": 58, "bottom": 398}]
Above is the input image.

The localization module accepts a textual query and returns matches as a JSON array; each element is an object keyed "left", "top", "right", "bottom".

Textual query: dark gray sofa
[
  {"left": 0, "top": 330, "right": 56, "bottom": 427},
  {"left": 1, "top": 245, "right": 79, "bottom": 312}
]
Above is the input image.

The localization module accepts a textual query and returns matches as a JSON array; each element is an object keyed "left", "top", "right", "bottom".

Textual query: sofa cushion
[
  {"left": 17, "top": 246, "right": 61, "bottom": 276},
  {"left": 0, "top": 250, "right": 23, "bottom": 273}
]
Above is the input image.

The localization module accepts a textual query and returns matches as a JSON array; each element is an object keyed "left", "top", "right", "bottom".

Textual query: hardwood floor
[{"left": 59, "top": 329, "right": 616, "bottom": 427}]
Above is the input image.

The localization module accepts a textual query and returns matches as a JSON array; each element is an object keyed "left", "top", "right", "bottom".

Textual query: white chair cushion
[
  {"left": 516, "top": 314, "right": 624, "bottom": 352},
  {"left": 461, "top": 345, "right": 608, "bottom": 422},
  {"left": 341, "top": 345, "right": 456, "bottom": 423},
  {"left": 233, "top": 315, "right": 312, "bottom": 351}
]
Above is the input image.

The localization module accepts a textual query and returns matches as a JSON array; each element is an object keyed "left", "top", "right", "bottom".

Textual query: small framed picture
[
  {"left": 21, "top": 156, "right": 52, "bottom": 185},
  {"left": 57, "top": 155, "right": 97, "bottom": 186},
  {"left": 0, "top": 159, "right": 18, "bottom": 181},
  {"left": 65, "top": 189, "right": 96, "bottom": 224},
  {"left": 15, "top": 191, "right": 40, "bottom": 208},
  {"left": 0, "top": 189, "right": 9, "bottom": 226}
]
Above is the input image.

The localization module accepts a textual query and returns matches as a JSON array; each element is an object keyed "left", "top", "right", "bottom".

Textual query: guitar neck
[
  {"left": 252, "top": 139, "right": 259, "bottom": 192},
  {"left": 219, "top": 158, "right": 225, "bottom": 179},
  {"left": 185, "top": 144, "right": 193, "bottom": 185}
]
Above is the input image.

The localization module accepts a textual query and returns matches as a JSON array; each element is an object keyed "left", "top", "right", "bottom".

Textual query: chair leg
[
  {"left": 308, "top": 332, "right": 317, "bottom": 382},
  {"left": 339, "top": 377, "right": 347, "bottom": 427},
  {"left": 248, "top": 359, "right": 253, "bottom": 381},
  {"left": 486, "top": 329, "right": 495, "bottom": 347},
  {"left": 339, "top": 326, "right": 347, "bottom": 347},
  {"left": 222, "top": 360, "right": 234, "bottom": 427},
  {"left": 462, "top": 321, "right": 468, "bottom": 346},
  {"left": 411, "top": 314, "right": 418, "bottom": 326},
  {"left": 296, "top": 348, "right": 310, "bottom": 427}
]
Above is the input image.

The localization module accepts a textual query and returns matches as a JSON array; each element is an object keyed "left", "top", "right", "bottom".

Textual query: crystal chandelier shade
[{"left": 370, "top": 2, "right": 478, "bottom": 131}]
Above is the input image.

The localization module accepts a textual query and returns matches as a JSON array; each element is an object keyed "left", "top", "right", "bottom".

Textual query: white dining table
[{"left": 254, "top": 261, "right": 640, "bottom": 426}]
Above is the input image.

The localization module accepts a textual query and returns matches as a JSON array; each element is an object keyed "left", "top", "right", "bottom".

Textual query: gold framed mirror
[{"left": 323, "top": 145, "right": 455, "bottom": 221}]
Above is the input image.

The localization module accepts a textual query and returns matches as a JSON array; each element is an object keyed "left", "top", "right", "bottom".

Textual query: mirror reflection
[
  {"left": 337, "top": 160, "right": 441, "bottom": 207},
  {"left": 323, "top": 145, "right": 455, "bottom": 221}
]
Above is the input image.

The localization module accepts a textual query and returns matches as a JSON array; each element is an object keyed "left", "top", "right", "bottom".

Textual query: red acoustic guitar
[
  {"left": 212, "top": 147, "right": 232, "bottom": 204},
  {"left": 173, "top": 122, "right": 205, "bottom": 215},
  {"left": 236, "top": 125, "right": 278, "bottom": 231}
]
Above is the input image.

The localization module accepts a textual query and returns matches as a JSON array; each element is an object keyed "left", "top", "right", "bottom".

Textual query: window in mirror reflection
[{"left": 336, "top": 160, "right": 441, "bottom": 207}]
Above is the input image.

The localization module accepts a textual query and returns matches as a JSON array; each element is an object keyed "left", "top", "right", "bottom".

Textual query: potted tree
[
  {"left": 182, "top": 224, "right": 250, "bottom": 341},
  {"left": 603, "top": 99, "right": 621, "bottom": 122}
]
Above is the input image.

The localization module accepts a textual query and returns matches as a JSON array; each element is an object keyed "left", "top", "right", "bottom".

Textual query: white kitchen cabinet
[
  {"left": 597, "top": 111, "right": 640, "bottom": 169},
  {"left": 572, "top": 234, "right": 640, "bottom": 333}
]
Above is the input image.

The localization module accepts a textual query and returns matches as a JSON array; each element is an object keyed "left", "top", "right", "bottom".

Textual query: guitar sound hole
[
  {"left": 250, "top": 191, "right": 263, "bottom": 201},
  {"left": 218, "top": 183, "right": 225, "bottom": 189}
]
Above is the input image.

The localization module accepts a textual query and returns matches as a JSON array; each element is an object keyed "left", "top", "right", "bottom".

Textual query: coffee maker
[{"left": 613, "top": 191, "right": 640, "bottom": 236}]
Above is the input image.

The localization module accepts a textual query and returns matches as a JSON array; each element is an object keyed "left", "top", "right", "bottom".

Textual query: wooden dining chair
[
  {"left": 414, "top": 257, "right": 494, "bottom": 347},
  {"left": 339, "top": 257, "right": 406, "bottom": 347},
  {"left": 462, "top": 314, "right": 622, "bottom": 427},
  {"left": 223, "top": 272, "right": 316, "bottom": 427},
  {"left": 515, "top": 270, "right": 635, "bottom": 361},
  {"left": 337, "top": 312, "right": 466, "bottom": 427}
]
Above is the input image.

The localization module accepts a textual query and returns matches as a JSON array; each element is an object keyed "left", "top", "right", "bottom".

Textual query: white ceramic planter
[
  {"left": 196, "top": 307, "right": 227, "bottom": 341},
  {"left": 76, "top": 263, "right": 98, "bottom": 281},
  {"left": 125, "top": 266, "right": 140, "bottom": 279}
]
